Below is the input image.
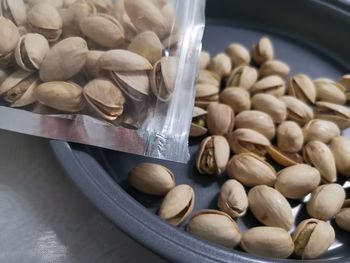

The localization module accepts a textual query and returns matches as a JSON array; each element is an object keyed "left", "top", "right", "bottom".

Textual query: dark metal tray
[{"left": 51, "top": 0, "right": 350, "bottom": 262}]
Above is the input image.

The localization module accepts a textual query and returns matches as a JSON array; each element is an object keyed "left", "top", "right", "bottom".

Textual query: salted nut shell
[
  {"left": 252, "top": 36, "right": 274, "bottom": 65},
  {"left": 84, "top": 50, "right": 105, "bottom": 79},
  {"left": 199, "top": 51, "right": 210, "bottom": 69},
  {"left": 259, "top": 60, "right": 290, "bottom": 78},
  {"left": 314, "top": 78, "right": 346, "bottom": 104},
  {"left": 314, "top": 101, "right": 350, "bottom": 129},
  {"left": 219, "top": 87, "right": 251, "bottom": 114},
  {"left": 251, "top": 75, "right": 286, "bottom": 97},
  {"left": 241, "top": 227, "right": 294, "bottom": 259},
  {"left": 303, "top": 141, "right": 337, "bottom": 183},
  {"left": 341, "top": 74, "right": 350, "bottom": 88},
  {"left": 197, "top": 70, "right": 220, "bottom": 87},
  {"left": 206, "top": 102, "right": 234, "bottom": 135},
  {"left": 90, "top": 0, "right": 113, "bottom": 13},
  {"left": 277, "top": 121, "right": 303, "bottom": 153},
  {"left": 217, "top": 179, "right": 248, "bottom": 218},
  {"left": 0, "top": 69, "right": 10, "bottom": 85},
  {"left": 293, "top": 218, "right": 335, "bottom": 259},
  {"left": 28, "top": 0, "right": 64, "bottom": 9},
  {"left": 279, "top": 96, "right": 314, "bottom": 126},
  {"left": 190, "top": 107, "right": 208, "bottom": 137},
  {"left": 0, "top": 17, "right": 20, "bottom": 66},
  {"left": 226, "top": 65, "right": 258, "bottom": 90},
  {"left": 0, "top": 0, "right": 27, "bottom": 26},
  {"left": 287, "top": 74, "right": 316, "bottom": 104},
  {"left": 330, "top": 136, "right": 350, "bottom": 177},
  {"left": 196, "top": 135, "right": 230, "bottom": 175},
  {"left": 227, "top": 152, "right": 276, "bottom": 187},
  {"left": 195, "top": 83, "right": 219, "bottom": 109},
  {"left": 159, "top": 184, "right": 194, "bottom": 226},
  {"left": 252, "top": 93, "right": 287, "bottom": 124},
  {"left": 335, "top": 200, "right": 350, "bottom": 231},
  {"left": 307, "top": 184, "right": 345, "bottom": 220},
  {"left": 227, "top": 128, "right": 270, "bottom": 157},
  {"left": 248, "top": 185, "right": 294, "bottom": 230},
  {"left": 225, "top": 43, "right": 251, "bottom": 67},
  {"left": 187, "top": 209, "right": 241, "bottom": 248},
  {"left": 275, "top": 164, "right": 321, "bottom": 199},
  {"left": 112, "top": 0, "right": 137, "bottom": 41},
  {"left": 128, "top": 163, "right": 175, "bottom": 196},
  {"left": 209, "top": 52, "right": 232, "bottom": 78},
  {"left": 303, "top": 119, "right": 341, "bottom": 144},
  {"left": 267, "top": 146, "right": 304, "bottom": 167}
]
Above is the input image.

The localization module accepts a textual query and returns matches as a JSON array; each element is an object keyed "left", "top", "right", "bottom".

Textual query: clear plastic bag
[{"left": 0, "top": 0, "right": 206, "bottom": 162}]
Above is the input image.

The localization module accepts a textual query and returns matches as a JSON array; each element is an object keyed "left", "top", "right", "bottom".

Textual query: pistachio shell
[
  {"left": 199, "top": 50, "right": 210, "bottom": 69},
  {"left": 219, "top": 87, "right": 251, "bottom": 113},
  {"left": 0, "top": 17, "right": 20, "bottom": 61},
  {"left": 226, "top": 65, "right": 258, "bottom": 90},
  {"left": 267, "top": 146, "right": 304, "bottom": 167},
  {"left": 206, "top": 102, "right": 234, "bottom": 135},
  {"left": 197, "top": 70, "right": 220, "bottom": 87},
  {"left": 277, "top": 121, "right": 303, "bottom": 153},
  {"left": 259, "top": 60, "right": 290, "bottom": 78},
  {"left": 1, "top": 0, "right": 27, "bottom": 26},
  {"left": 0, "top": 69, "right": 10, "bottom": 85},
  {"left": 330, "top": 136, "right": 350, "bottom": 177},
  {"left": 28, "top": 0, "right": 63, "bottom": 9},
  {"left": 303, "top": 119, "right": 341, "bottom": 144},
  {"left": 209, "top": 53, "right": 232, "bottom": 78},
  {"left": 341, "top": 74, "right": 350, "bottom": 88},
  {"left": 314, "top": 101, "right": 350, "bottom": 129},
  {"left": 90, "top": 0, "right": 112, "bottom": 13},
  {"left": 190, "top": 107, "right": 207, "bottom": 137},
  {"left": 335, "top": 200, "right": 350, "bottom": 231},
  {"left": 314, "top": 78, "right": 346, "bottom": 104},
  {"left": 279, "top": 96, "right": 314, "bottom": 126},
  {"left": 225, "top": 43, "right": 251, "bottom": 67},
  {"left": 252, "top": 37, "right": 274, "bottom": 65},
  {"left": 251, "top": 93, "right": 287, "bottom": 124},
  {"left": 111, "top": 0, "right": 137, "bottom": 41},
  {"left": 251, "top": 75, "right": 286, "bottom": 97},
  {"left": 195, "top": 84, "right": 219, "bottom": 109},
  {"left": 63, "top": 0, "right": 78, "bottom": 8},
  {"left": 0, "top": 70, "right": 31, "bottom": 96},
  {"left": 288, "top": 74, "right": 316, "bottom": 104},
  {"left": 84, "top": 50, "right": 105, "bottom": 79}
]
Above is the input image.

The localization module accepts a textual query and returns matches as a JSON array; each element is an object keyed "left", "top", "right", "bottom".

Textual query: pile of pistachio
[
  {"left": 0, "top": 0, "right": 177, "bottom": 126},
  {"left": 128, "top": 36, "right": 350, "bottom": 260}
]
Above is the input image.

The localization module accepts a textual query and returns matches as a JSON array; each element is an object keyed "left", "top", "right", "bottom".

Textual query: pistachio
[
  {"left": 307, "top": 184, "right": 345, "bottom": 220},
  {"left": 199, "top": 50, "right": 210, "bottom": 69},
  {"left": 314, "top": 101, "right": 350, "bottom": 129},
  {"left": 195, "top": 83, "right": 219, "bottom": 109},
  {"left": 235, "top": 110, "right": 275, "bottom": 140},
  {"left": 112, "top": 0, "right": 137, "bottom": 41},
  {"left": 241, "top": 227, "right": 294, "bottom": 259},
  {"left": 259, "top": 60, "right": 290, "bottom": 78},
  {"left": 335, "top": 200, "right": 350, "bottom": 231},
  {"left": 225, "top": 43, "right": 251, "bottom": 67},
  {"left": 279, "top": 96, "right": 314, "bottom": 126},
  {"left": 128, "top": 163, "right": 175, "bottom": 196},
  {"left": 219, "top": 87, "right": 250, "bottom": 114},
  {"left": 0, "top": 0, "right": 27, "bottom": 26},
  {"left": 0, "top": 69, "right": 10, "bottom": 85},
  {"left": 330, "top": 136, "right": 350, "bottom": 177},
  {"left": 187, "top": 209, "right": 241, "bottom": 248},
  {"left": 248, "top": 185, "right": 294, "bottom": 230},
  {"left": 0, "top": 17, "right": 20, "bottom": 66},
  {"left": 251, "top": 75, "right": 286, "bottom": 97},
  {"left": 34, "top": 81, "right": 83, "bottom": 112},
  {"left": 217, "top": 179, "right": 248, "bottom": 218},
  {"left": 293, "top": 218, "right": 335, "bottom": 259},
  {"left": 90, "top": 0, "right": 112, "bottom": 13},
  {"left": 40, "top": 37, "right": 88, "bottom": 82},
  {"left": 209, "top": 53, "right": 232, "bottom": 78},
  {"left": 227, "top": 153, "right": 276, "bottom": 187},
  {"left": 159, "top": 184, "right": 194, "bottom": 226},
  {"left": 63, "top": 0, "right": 77, "bottom": 8},
  {"left": 84, "top": 50, "right": 105, "bottom": 79},
  {"left": 28, "top": 0, "right": 63, "bottom": 9},
  {"left": 226, "top": 65, "right": 258, "bottom": 90},
  {"left": 251, "top": 93, "right": 287, "bottom": 124},
  {"left": 252, "top": 37, "right": 274, "bottom": 65},
  {"left": 303, "top": 119, "right": 341, "bottom": 144},
  {"left": 206, "top": 102, "right": 234, "bottom": 135},
  {"left": 303, "top": 141, "right": 337, "bottom": 183},
  {"left": 341, "top": 74, "right": 350, "bottom": 88},
  {"left": 314, "top": 78, "right": 346, "bottom": 104},
  {"left": 190, "top": 107, "right": 207, "bottom": 137},
  {"left": 287, "top": 74, "right": 316, "bottom": 104},
  {"left": 277, "top": 121, "right": 303, "bottom": 153},
  {"left": 227, "top": 128, "right": 270, "bottom": 157},
  {"left": 275, "top": 164, "right": 321, "bottom": 199},
  {"left": 197, "top": 70, "right": 220, "bottom": 87},
  {"left": 267, "top": 145, "right": 304, "bottom": 167},
  {"left": 160, "top": 3, "right": 178, "bottom": 43},
  {"left": 196, "top": 135, "right": 230, "bottom": 175}
]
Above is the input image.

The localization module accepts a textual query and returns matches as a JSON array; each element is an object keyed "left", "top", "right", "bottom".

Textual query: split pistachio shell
[
  {"left": 227, "top": 152, "right": 276, "bottom": 187},
  {"left": 217, "top": 179, "right": 248, "bottom": 218},
  {"left": 293, "top": 218, "right": 335, "bottom": 259},
  {"left": 341, "top": 74, "right": 350, "bottom": 88},
  {"left": 225, "top": 43, "right": 251, "bottom": 67},
  {"left": 112, "top": 0, "right": 137, "bottom": 41},
  {"left": 287, "top": 74, "right": 316, "bottom": 104},
  {"left": 128, "top": 163, "right": 175, "bottom": 196},
  {"left": 241, "top": 227, "right": 294, "bottom": 259},
  {"left": 196, "top": 135, "right": 230, "bottom": 175},
  {"left": 314, "top": 78, "right": 346, "bottom": 104},
  {"left": 187, "top": 209, "right": 241, "bottom": 248},
  {"left": 251, "top": 93, "right": 287, "bottom": 124},
  {"left": 0, "top": 17, "right": 20, "bottom": 66},
  {"left": 199, "top": 50, "right": 210, "bottom": 69},
  {"left": 307, "top": 184, "right": 345, "bottom": 220},
  {"left": 206, "top": 102, "right": 234, "bottom": 135},
  {"left": 90, "top": 0, "right": 112, "bottom": 13},
  {"left": 226, "top": 65, "right": 258, "bottom": 90},
  {"left": 279, "top": 96, "right": 314, "bottom": 126},
  {"left": 34, "top": 81, "right": 83, "bottom": 112},
  {"left": 267, "top": 146, "right": 303, "bottom": 167},
  {"left": 330, "top": 136, "right": 350, "bottom": 177},
  {"left": 303, "top": 119, "right": 341, "bottom": 144},
  {"left": 0, "top": 69, "right": 10, "bottom": 85},
  {"left": 28, "top": 0, "right": 63, "bottom": 9},
  {"left": 195, "top": 84, "right": 219, "bottom": 109},
  {"left": 303, "top": 141, "right": 337, "bottom": 183},
  {"left": 219, "top": 87, "right": 251, "bottom": 114},
  {"left": 209, "top": 53, "right": 232, "bottom": 78},
  {"left": 335, "top": 200, "right": 350, "bottom": 231},
  {"left": 0, "top": 0, "right": 27, "bottom": 26},
  {"left": 248, "top": 185, "right": 294, "bottom": 230},
  {"left": 190, "top": 107, "right": 207, "bottom": 137},
  {"left": 259, "top": 60, "right": 290, "bottom": 78},
  {"left": 275, "top": 164, "right": 321, "bottom": 199},
  {"left": 251, "top": 75, "right": 286, "bottom": 97},
  {"left": 197, "top": 70, "right": 220, "bottom": 87},
  {"left": 252, "top": 37, "right": 274, "bottom": 65},
  {"left": 314, "top": 101, "right": 350, "bottom": 129},
  {"left": 84, "top": 50, "right": 105, "bottom": 79},
  {"left": 235, "top": 110, "right": 275, "bottom": 140},
  {"left": 277, "top": 121, "right": 303, "bottom": 153},
  {"left": 159, "top": 184, "right": 194, "bottom": 226}
]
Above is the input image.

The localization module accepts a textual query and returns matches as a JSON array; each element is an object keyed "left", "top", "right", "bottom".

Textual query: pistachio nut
[
  {"left": 197, "top": 70, "right": 220, "bottom": 87},
  {"left": 251, "top": 75, "right": 286, "bottom": 97},
  {"left": 279, "top": 96, "right": 314, "bottom": 126},
  {"left": 227, "top": 153, "right": 276, "bottom": 187},
  {"left": 28, "top": 0, "right": 63, "bottom": 9},
  {"left": 241, "top": 226, "right": 294, "bottom": 259},
  {"left": 159, "top": 184, "right": 194, "bottom": 226},
  {"left": 190, "top": 107, "right": 207, "bottom": 137},
  {"left": 199, "top": 50, "right": 210, "bottom": 69},
  {"left": 0, "top": 0, "right": 27, "bottom": 26},
  {"left": 252, "top": 36, "right": 274, "bottom": 65},
  {"left": 219, "top": 87, "right": 251, "bottom": 114},
  {"left": 128, "top": 163, "right": 175, "bottom": 196},
  {"left": 90, "top": 0, "right": 112, "bottom": 13},
  {"left": 314, "top": 101, "right": 350, "bottom": 129},
  {"left": 346, "top": 90, "right": 350, "bottom": 102},
  {"left": 251, "top": 93, "right": 287, "bottom": 124},
  {"left": 259, "top": 60, "right": 290, "bottom": 78},
  {"left": 335, "top": 200, "right": 350, "bottom": 231},
  {"left": 84, "top": 50, "right": 105, "bottom": 79},
  {"left": 341, "top": 74, "right": 350, "bottom": 88},
  {"left": 303, "top": 141, "right": 337, "bottom": 183},
  {"left": 150, "top": 0, "right": 168, "bottom": 9},
  {"left": 209, "top": 53, "right": 232, "bottom": 78},
  {"left": 293, "top": 218, "right": 335, "bottom": 259},
  {"left": 275, "top": 164, "right": 321, "bottom": 199},
  {"left": 277, "top": 121, "right": 303, "bottom": 153},
  {"left": 34, "top": 81, "right": 83, "bottom": 112},
  {"left": 150, "top": 56, "right": 177, "bottom": 102},
  {"left": 307, "top": 184, "right": 345, "bottom": 220},
  {"left": 112, "top": 0, "right": 137, "bottom": 41},
  {"left": 287, "top": 74, "right": 316, "bottom": 104},
  {"left": 27, "top": 3, "right": 63, "bottom": 42},
  {"left": 248, "top": 185, "right": 294, "bottom": 230},
  {"left": 15, "top": 33, "right": 50, "bottom": 72},
  {"left": 314, "top": 78, "right": 346, "bottom": 104},
  {"left": 40, "top": 37, "right": 88, "bottom": 82},
  {"left": 225, "top": 43, "right": 251, "bottom": 67},
  {"left": 303, "top": 119, "right": 341, "bottom": 144},
  {"left": 235, "top": 110, "right": 275, "bottom": 140},
  {"left": 217, "top": 179, "right": 248, "bottom": 218},
  {"left": 187, "top": 209, "right": 241, "bottom": 248},
  {"left": 83, "top": 78, "right": 125, "bottom": 121},
  {"left": 0, "top": 17, "right": 20, "bottom": 66},
  {"left": 63, "top": 0, "right": 77, "bottom": 7},
  {"left": 206, "top": 102, "right": 234, "bottom": 135},
  {"left": 226, "top": 65, "right": 258, "bottom": 90},
  {"left": 267, "top": 145, "right": 304, "bottom": 167},
  {"left": 196, "top": 135, "right": 230, "bottom": 175},
  {"left": 330, "top": 136, "right": 350, "bottom": 177},
  {"left": 227, "top": 128, "right": 270, "bottom": 157},
  {"left": 195, "top": 83, "right": 219, "bottom": 109},
  {"left": 0, "top": 69, "right": 10, "bottom": 85}
]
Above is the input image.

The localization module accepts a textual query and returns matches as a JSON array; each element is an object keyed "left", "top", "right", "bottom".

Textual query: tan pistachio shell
[
  {"left": 267, "top": 146, "right": 304, "bottom": 167},
  {"left": 341, "top": 74, "right": 350, "bottom": 88},
  {"left": 226, "top": 65, "right": 258, "bottom": 90},
  {"left": 219, "top": 87, "right": 251, "bottom": 114},
  {"left": 277, "top": 121, "right": 304, "bottom": 153},
  {"left": 330, "top": 136, "right": 350, "bottom": 177},
  {"left": 206, "top": 102, "right": 234, "bottom": 135},
  {"left": 1, "top": 0, "right": 27, "bottom": 26},
  {"left": 314, "top": 78, "right": 346, "bottom": 104},
  {"left": 199, "top": 51, "right": 210, "bottom": 69},
  {"left": 252, "top": 37, "right": 274, "bottom": 65},
  {"left": 335, "top": 199, "right": 350, "bottom": 231},
  {"left": 0, "top": 69, "right": 10, "bottom": 85},
  {"left": 209, "top": 53, "right": 232, "bottom": 78},
  {"left": 314, "top": 101, "right": 350, "bottom": 129},
  {"left": 63, "top": 0, "right": 77, "bottom": 8},
  {"left": 0, "top": 16, "right": 20, "bottom": 64},
  {"left": 28, "top": 0, "right": 63, "bottom": 9},
  {"left": 287, "top": 74, "right": 316, "bottom": 104},
  {"left": 190, "top": 107, "right": 207, "bottom": 137},
  {"left": 225, "top": 43, "right": 251, "bottom": 67},
  {"left": 279, "top": 96, "right": 314, "bottom": 126},
  {"left": 303, "top": 119, "right": 341, "bottom": 144},
  {"left": 90, "top": 0, "right": 112, "bottom": 13},
  {"left": 251, "top": 93, "right": 287, "bottom": 124},
  {"left": 84, "top": 50, "right": 105, "bottom": 79},
  {"left": 112, "top": 0, "right": 137, "bottom": 41},
  {"left": 195, "top": 84, "right": 219, "bottom": 109},
  {"left": 197, "top": 70, "right": 220, "bottom": 87},
  {"left": 251, "top": 75, "right": 286, "bottom": 97},
  {"left": 259, "top": 60, "right": 290, "bottom": 78}
]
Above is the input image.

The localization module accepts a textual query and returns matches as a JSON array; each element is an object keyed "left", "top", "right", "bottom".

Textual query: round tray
[{"left": 52, "top": 0, "right": 350, "bottom": 262}]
